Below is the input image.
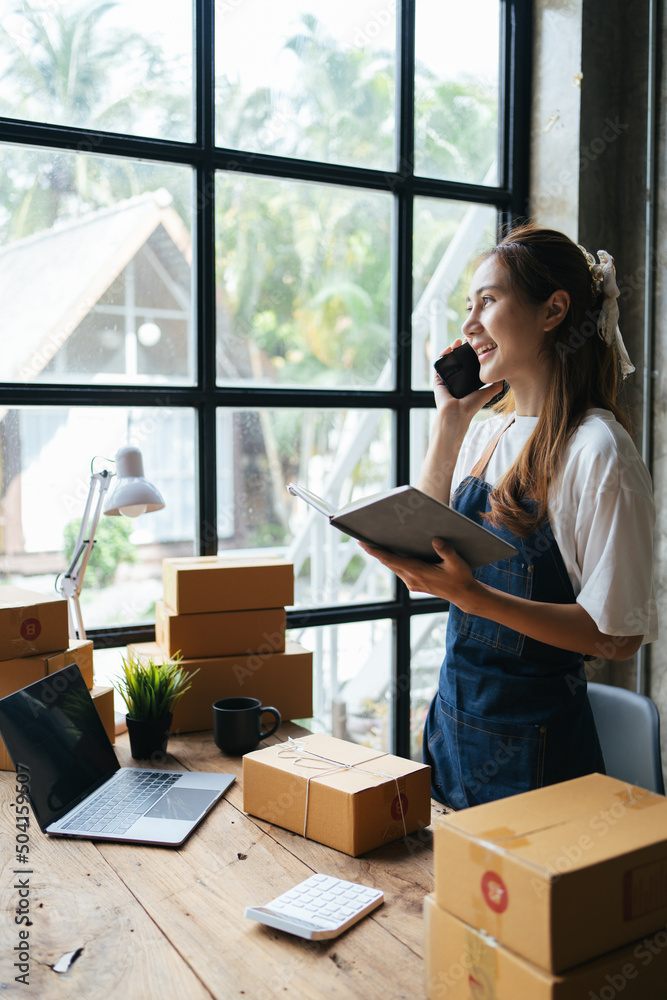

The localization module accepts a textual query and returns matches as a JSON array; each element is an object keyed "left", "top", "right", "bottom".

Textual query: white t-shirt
[{"left": 450, "top": 408, "right": 658, "bottom": 643}]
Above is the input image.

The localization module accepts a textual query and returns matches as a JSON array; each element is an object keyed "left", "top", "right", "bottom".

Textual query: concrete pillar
[{"left": 531, "top": 2, "right": 667, "bottom": 760}]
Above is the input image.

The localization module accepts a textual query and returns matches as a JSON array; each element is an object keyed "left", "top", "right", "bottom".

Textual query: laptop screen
[{"left": 0, "top": 664, "right": 119, "bottom": 829}]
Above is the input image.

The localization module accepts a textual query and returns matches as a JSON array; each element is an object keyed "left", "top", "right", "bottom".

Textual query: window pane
[
  {"left": 215, "top": 3, "right": 396, "bottom": 169},
  {"left": 409, "top": 407, "right": 434, "bottom": 487},
  {"left": 415, "top": 0, "right": 500, "bottom": 184},
  {"left": 216, "top": 174, "right": 393, "bottom": 389},
  {"left": 0, "top": 406, "right": 196, "bottom": 631},
  {"left": 288, "top": 620, "right": 393, "bottom": 751},
  {"left": 410, "top": 613, "right": 446, "bottom": 760},
  {"left": 216, "top": 407, "right": 394, "bottom": 606},
  {"left": 0, "top": 1, "right": 193, "bottom": 141},
  {"left": 0, "top": 146, "right": 194, "bottom": 385},
  {"left": 412, "top": 198, "right": 497, "bottom": 389}
]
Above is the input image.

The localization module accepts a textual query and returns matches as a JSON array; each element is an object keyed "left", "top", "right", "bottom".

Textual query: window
[{"left": 0, "top": 0, "right": 530, "bottom": 757}]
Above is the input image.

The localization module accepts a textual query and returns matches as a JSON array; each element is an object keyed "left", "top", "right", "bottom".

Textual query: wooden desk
[{"left": 0, "top": 725, "right": 447, "bottom": 998}]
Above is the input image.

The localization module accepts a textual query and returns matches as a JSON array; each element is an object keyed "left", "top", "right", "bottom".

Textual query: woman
[{"left": 361, "top": 224, "right": 657, "bottom": 809}]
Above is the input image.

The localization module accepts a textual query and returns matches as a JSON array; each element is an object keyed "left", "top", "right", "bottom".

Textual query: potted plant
[{"left": 114, "top": 651, "right": 198, "bottom": 760}]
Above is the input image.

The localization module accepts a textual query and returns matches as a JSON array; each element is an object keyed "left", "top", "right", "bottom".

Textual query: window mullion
[
  {"left": 196, "top": 0, "right": 218, "bottom": 555},
  {"left": 391, "top": 0, "right": 418, "bottom": 757},
  {"left": 502, "top": 0, "right": 532, "bottom": 223}
]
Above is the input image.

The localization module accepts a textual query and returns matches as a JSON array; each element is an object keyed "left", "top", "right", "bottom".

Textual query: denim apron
[{"left": 423, "top": 420, "right": 605, "bottom": 810}]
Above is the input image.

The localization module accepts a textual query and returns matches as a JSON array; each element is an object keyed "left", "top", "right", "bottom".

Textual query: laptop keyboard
[{"left": 60, "top": 770, "right": 180, "bottom": 835}]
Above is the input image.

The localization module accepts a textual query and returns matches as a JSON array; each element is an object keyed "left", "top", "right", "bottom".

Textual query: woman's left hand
[{"left": 358, "top": 537, "right": 477, "bottom": 605}]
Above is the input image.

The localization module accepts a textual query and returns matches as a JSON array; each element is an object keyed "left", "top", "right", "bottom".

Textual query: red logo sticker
[
  {"left": 390, "top": 792, "right": 408, "bottom": 821},
  {"left": 481, "top": 870, "right": 508, "bottom": 914},
  {"left": 469, "top": 969, "right": 493, "bottom": 999},
  {"left": 20, "top": 618, "right": 41, "bottom": 641}
]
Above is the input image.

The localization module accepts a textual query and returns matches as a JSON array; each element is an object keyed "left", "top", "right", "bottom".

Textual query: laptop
[{"left": 0, "top": 664, "right": 235, "bottom": 847}]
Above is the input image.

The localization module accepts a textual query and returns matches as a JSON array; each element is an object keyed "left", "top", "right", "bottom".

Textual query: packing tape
[
  {"left": 614, "top": 785, "right": 663, "bottom": 810},
  {"left": 465, "top": 926, "right": 498, "bottom": 998},
  {"left": 275, "top": 737, "right": 408, "bottom": 840}
]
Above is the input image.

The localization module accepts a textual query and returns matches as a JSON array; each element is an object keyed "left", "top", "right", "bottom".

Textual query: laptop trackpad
[{"left": 145, "top": 786, "right": 219, "bottom": 821}]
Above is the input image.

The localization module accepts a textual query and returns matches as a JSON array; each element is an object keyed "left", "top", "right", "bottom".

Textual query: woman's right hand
[
  {"left": 433, "top": 338, "right": 504, "bottom": 420},
  {"left": 418, "top": 339, "right": 505, "bottom": 503}
]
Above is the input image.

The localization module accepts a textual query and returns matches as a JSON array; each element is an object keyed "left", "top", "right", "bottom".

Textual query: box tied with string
[{"left": 243, "top": 733, "right": 431, "bottom": 856}]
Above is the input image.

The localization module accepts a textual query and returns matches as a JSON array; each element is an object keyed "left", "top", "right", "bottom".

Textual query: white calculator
[{"left": 244, "top": 873, "right": 384, "bottom": 940}]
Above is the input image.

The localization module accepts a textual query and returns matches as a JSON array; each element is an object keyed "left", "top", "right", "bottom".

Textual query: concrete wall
[
  {"left": 649, "top": 2, "right": 667, "bottom": 763},
  {"left": 529, "top": 0, "right": 582, "bottom": 234},
  {"left": 531, "top": 1, "right": 666, "bottom": 763}
]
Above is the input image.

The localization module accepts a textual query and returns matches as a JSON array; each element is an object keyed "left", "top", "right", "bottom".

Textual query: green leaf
[{"left": 113, "top": 650, "right": 198, "bottom": 721}]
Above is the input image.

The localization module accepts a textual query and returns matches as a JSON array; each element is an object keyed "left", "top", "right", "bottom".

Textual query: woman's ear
[{"left": 544, "top": 290, "right": 570, "bottom": 331}]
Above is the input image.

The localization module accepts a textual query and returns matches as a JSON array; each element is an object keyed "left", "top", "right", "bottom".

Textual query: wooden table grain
[{"left": 0, "top": 724, "right": 447, "bottom": 999}]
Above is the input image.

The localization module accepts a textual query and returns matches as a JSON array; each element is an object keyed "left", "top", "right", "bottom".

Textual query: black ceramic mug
[{"left": 212, "top": 696, "right": 281, "bottom": 756}]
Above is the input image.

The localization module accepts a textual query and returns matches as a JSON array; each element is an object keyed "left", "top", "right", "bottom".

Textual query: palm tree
[
  {"left": 0, "top": 0, "right": 191, "bottom": 239},
  {"left": 0, "top": 0, "right": 179, "bottom": 130}
]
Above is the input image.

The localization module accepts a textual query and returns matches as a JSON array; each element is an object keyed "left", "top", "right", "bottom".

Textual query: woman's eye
[{"left": 482, "top": 296, "right": 494, "bottom": 305}]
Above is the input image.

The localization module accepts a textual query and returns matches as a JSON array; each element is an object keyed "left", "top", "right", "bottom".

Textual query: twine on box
[{"left": 275, "top": 737, "right": 408, "bottom": 839}]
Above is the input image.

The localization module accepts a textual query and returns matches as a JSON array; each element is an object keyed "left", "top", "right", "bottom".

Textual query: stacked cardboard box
[
  {"left": 0, "top": 586, "right": 114, "bottom": 769},
  {"left": 129, "top": 556, "right": 313, "bottom": 732},
  {"left": 425, "top": 773, "right": 667, "bottom": 999}
]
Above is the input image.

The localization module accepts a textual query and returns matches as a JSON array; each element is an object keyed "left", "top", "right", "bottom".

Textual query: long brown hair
[{"left": 480, "top": 223, "right": 631, "bottom": 537}]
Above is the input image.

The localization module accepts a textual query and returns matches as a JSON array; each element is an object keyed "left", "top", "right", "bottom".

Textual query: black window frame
[{"left": 0, "top": 0, "right": 531, "bottom": 757}]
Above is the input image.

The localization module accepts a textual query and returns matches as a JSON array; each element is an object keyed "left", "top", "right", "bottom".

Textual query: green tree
[
  {"left": 0, "top": 0, "right": 184, "bottom": 131},
  {"left": 416, "top": 75, "right": 498, "bottom": 183},
  {"left": 0, "top": 0, "right": 191, "bottom": 240},
  {"left": 63, "top": 515, "right": 137, "bottom": 588}
]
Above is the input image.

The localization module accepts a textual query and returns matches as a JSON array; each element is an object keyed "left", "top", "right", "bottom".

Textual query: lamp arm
[{"left": 57, "top": 470, "right": 113, "bottom": 639}]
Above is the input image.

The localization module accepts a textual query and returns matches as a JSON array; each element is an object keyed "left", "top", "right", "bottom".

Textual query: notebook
[
  {"left": 0, "top": 664, "right": 235, "bottom": 847},
  {"left": 287, "top": 482, "right": 518, "bottom": 567}
]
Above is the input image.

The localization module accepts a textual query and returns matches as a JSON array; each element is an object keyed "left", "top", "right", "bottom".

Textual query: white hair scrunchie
[{"left": 578, "top": 246, "right": 635, "bottom": 377}]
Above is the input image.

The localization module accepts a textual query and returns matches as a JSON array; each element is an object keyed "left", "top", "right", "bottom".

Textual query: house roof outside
[{"left": 0, "top": 189, "right": 191, "bottom": 383}]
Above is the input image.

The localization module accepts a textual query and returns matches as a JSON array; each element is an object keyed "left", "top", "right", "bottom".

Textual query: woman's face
[{"left": 461, "top": 256, "right": 552, "bottom": 403}]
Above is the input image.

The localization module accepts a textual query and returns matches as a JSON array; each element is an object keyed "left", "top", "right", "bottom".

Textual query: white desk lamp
[{"left": 57, "top": 446, "right": 165, "bottom": 641}]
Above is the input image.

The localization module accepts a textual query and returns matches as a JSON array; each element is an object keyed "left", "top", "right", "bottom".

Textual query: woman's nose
[{"left": 461, "top": 310, "right": 478, "bottom": 336}]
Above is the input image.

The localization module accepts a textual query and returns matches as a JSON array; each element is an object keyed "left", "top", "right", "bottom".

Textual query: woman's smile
[{"left": 472, "top": 340, "right": 497, "bottom": 360}]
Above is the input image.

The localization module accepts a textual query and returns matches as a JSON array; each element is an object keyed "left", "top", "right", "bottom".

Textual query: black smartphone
[
  {"left": 433, "top": 342, "right": 509, "bottom": 406},
  {"left": 433, "top": 342, "right": 484, "bottom": 398}
]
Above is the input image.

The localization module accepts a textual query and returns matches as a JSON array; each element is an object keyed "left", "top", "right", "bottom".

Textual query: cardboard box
[
  {"left": 243, "top": 732, "right": 431, "bottom": 857},
  {"left": 0, "top": 640, "right": 94, "bottom": 699},
  {"left": 155, "top": 600, "right": 286, "bottom": 659},
  {"left": 424, "top": 894, "right": 667, "bottom": 1000},
  {"left": 0, "top": 677, "right": 114, "bottom": 771},
  {"left": 0, "top": 586, "right": 69, "bottom": 660},
  {"left": 433, "top": 773, "right": 667, "bottom": 973},
  {"left": 0, "top": 653, "right": 50, "bottom": 701},
  {"left": 91, "top": 685, "right": 115, "bottom": 747},
  {"left": 44, "top": 639, "right": 94, "bottom": 688},
  {"left": 162, "top": 556, "right": 294, "bottom": 615},
  {"left": 128, "top": 640, "right": 313, "bottom": 731}
]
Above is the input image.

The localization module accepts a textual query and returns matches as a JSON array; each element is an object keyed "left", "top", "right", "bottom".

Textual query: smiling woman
[{"left": 361, "top": 223, "right": 658, "bottom": 809}]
